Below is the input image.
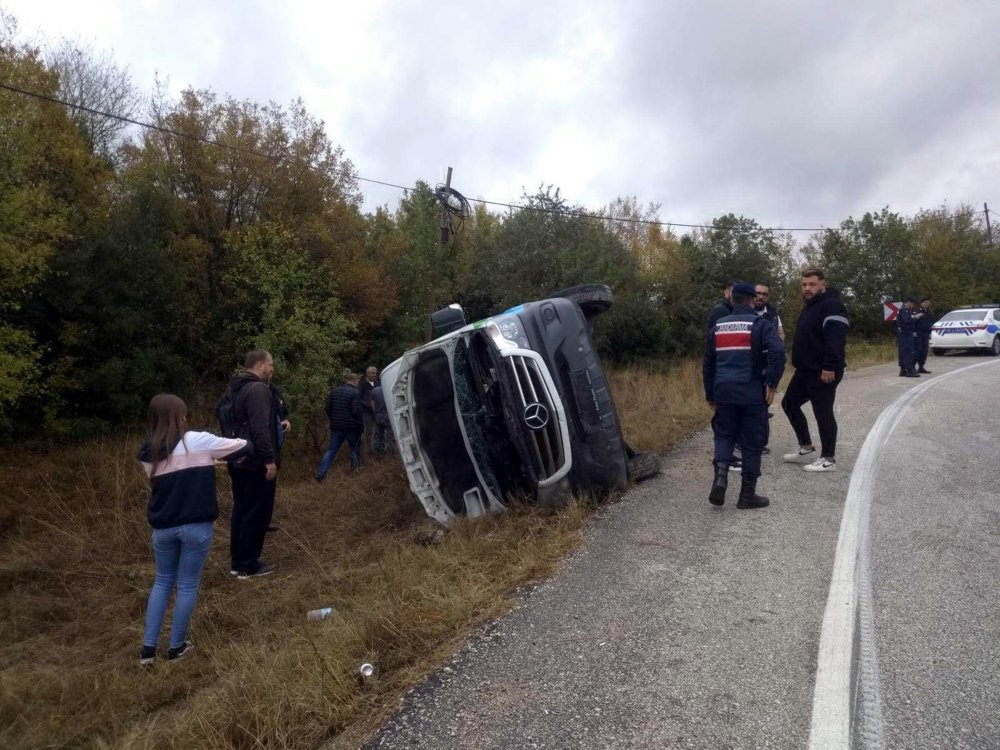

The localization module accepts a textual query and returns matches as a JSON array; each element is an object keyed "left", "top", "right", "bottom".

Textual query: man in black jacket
[
  {"left": 227, "top": 349, "right": 281, "bottom": 578},
  {"left": 913, "top": 297, "right": 934, "bottom": 374},
  {"left": 707, "top": 280, "right": 736, "bottom": 332},
  {"left": 781, "top": 269, "right": 849, "bottom": 472},
  {"left": 315, "top": 373, "right": 364, "bottom": 481},
  {"left": 357, "top": 366, "right": 379, "bottom": 459}
]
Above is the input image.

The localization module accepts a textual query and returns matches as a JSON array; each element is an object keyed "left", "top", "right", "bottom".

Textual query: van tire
[
  {"left": 627, "top": 451, "right": 661, "bottom": 482},
  {"left": 551, "top": 284, "right": 613, "bottom": 318}
]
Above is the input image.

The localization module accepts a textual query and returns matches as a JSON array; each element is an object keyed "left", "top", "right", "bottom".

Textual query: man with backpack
[
  {"left": 703, "top": 282, "right": 786, "bottom": 509},
  {"left": 218, "top": 349, "right": 281, "bottom": 579}
]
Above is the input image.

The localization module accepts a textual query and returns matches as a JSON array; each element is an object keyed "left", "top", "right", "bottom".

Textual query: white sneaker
[
  {"left": 803, "top": 457, "right": 837, "bottom": 472},
  {"left": 782, "top": 447, "right": 816, "bottom": 462}
]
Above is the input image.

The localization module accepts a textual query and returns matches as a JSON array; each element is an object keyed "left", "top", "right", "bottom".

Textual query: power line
[{"left": 0, "top": 79, "right": 989, "bottom": 235}]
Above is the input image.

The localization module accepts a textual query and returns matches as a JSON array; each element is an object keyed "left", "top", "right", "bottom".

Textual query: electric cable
[{"left": 0, "top": 79, "right": 989, "bottom": 235}]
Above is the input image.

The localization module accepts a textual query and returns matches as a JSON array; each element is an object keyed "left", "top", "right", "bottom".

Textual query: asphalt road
[
  {"left": 362, "top": 354, "right": 1000, "bottom": 750},
  {"left": 869, "top": 360, "right": 1000, "bottom": 750}
]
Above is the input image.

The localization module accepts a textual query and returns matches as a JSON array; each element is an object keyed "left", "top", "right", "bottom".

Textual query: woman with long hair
[{"left": 137, "top": 394, "right": 247, "bottom": 666}]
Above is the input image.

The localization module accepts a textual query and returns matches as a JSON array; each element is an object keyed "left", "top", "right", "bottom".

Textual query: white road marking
[{"left": 807, "top": 359, "right": 1000, "bottom": 750}]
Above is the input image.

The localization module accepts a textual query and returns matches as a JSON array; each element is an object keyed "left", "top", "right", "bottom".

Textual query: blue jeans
[
  {"left": 143, "top": 521, "right": 213, "bottom": 650},
  {"left": 316, "top": 429, "right": 361, "bottom": 478}
]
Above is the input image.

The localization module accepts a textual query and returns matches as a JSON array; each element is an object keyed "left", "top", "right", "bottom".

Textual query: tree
[
  {"left": 0, "top": 24, "right": 107, "bottom": 430},
  {"left": 222, "top": 222, "right": 356, "bottom": 425},
  {"left": 46, "top": 38, "right": 140, "bottom": 163},
  {"left": 669, "top": 215, "right": 795, "bottom": 354},
  {"left": 380, "top": 182, "right": 474, "bottom": 349},
  {"left": 816, "top": 209, "right": 916, "bottom": 335},
  {"left": 910, "top": 206, "right": 1000, "bottom": 312},
  {"left": 119, "top": 88, "right": 369, "bottom": 380},
  {"left": 465, "top": 187, "right": 636, "bottom": 315}
]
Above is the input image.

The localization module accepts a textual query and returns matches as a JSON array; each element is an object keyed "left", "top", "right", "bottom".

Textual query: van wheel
[
  {"left": 627, "top": 451, "right": 661, "bottom": 482},
  {"left": 551, "top": 284, "right": 613, "bottom": 318}
]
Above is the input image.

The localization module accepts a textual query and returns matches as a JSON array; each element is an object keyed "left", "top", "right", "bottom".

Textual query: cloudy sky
[{"left": 7, "top": 0, "right": 999, "bottom": 231}]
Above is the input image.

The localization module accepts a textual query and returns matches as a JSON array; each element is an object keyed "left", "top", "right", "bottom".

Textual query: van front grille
[{"left": 506, "top": 355, "right": 566, "bottom": 480}]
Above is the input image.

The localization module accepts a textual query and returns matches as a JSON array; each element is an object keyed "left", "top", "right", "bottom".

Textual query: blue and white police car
[{"left": 930, "top": 305, "right": 1000, "bottom": 356}]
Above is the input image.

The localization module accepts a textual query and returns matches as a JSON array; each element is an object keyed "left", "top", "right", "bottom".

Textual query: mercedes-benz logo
[{"left": 523, "top": 402, "right": 549, "bottom": 431}]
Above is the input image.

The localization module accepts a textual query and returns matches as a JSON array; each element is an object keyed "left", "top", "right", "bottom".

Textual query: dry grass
[
  {"left": 0, "top": 350, "right": 890, "bottom": 749},
  {"left": 845, "top": 338, "right": 898, "bottom": 370}
]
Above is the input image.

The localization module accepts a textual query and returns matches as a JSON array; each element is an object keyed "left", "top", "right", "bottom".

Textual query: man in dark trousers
[
  {"left": 371, "top": 383, "right": 394, "bottom": 456},
  {"left": 357, "top": 366, "right": 379, "bottom": 459},
  {"left": 315, "top": 373, "right": 364, "bottom": 480},
  {"left": 913, "top": 296, "right": 934, "bottom": 374},
  {"left": 781, "top": 269, "right": 850, "bottom": 472},
  {"left": 897, "top": 297, "right": 920, "bottom": 378},
  {"left": 704, "top": 282, "right": 785, "bottom": 508},
  {"left": 226, "top": 349, "right": 281, "bottom": 579}
]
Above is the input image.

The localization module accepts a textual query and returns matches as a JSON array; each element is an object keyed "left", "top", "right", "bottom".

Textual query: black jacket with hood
[
  {"left": 227, "top": 372, "right": 279, "bottom": 469},
  {"left": 791, "top": 288, "right": 849, "bottom": 372}
]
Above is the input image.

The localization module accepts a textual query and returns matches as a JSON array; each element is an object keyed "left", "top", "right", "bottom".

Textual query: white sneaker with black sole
[
  {"left": 782, "top": 447, "right": 816, "bottom": 462},
  {"left": 803, "top": 457, "right": 836, "bottom": 472}
]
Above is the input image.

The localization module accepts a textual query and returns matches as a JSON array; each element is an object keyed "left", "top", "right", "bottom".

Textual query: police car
[{"left": 929, "top": 305, "right": 1000, "bottom": 356}]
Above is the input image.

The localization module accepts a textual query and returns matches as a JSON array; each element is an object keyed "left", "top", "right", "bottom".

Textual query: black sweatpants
[
  {"left": 781, "top": 369, "right": 843, "bottom": 459},
  {"left": 228, "top": 466, "right": 276, "bottom": 574}
]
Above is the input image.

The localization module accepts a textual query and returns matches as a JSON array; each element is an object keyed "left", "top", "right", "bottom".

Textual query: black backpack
[{"left": 215, "top": 386, "right": 246, "bottom": 439}]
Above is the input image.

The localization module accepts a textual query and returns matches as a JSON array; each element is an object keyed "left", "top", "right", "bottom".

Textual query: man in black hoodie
[
  {"left": 781, "top": 269, "right": 849, "bottom": 472},
  {"left": 226, "top": 349, "right": 281, "bottom": 578}
]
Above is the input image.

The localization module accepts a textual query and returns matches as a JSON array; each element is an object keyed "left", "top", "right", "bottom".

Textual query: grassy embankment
[{"left": 0, "top": 344, "right": 893, "bottom": 749}]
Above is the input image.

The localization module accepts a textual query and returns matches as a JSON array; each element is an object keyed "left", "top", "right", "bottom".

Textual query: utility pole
[
  {"left": 439, "top": 166, "right": 453, "bottom": 246},
  {"left": 985, "top": 202, "right": 993, "bottom": 247}
]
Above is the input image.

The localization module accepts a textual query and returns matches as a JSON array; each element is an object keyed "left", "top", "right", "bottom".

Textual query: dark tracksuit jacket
[{"left": 791, "top": 291, "right": 849, "bottom": 373}]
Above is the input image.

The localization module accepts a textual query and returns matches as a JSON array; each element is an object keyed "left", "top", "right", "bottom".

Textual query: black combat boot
[
  {"left": 736, "top": 476, "right": 770, "bottom": 509},
  {"left": 709, "top": 461, "right": 729, "bottom": 506}
]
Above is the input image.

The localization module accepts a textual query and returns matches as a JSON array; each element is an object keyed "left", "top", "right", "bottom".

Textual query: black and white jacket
[{"left": 138, "top": 432, "right": 247, "bottom": 529}]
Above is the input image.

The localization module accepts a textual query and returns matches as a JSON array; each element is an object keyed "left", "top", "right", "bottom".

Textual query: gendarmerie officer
[
  {"left": 913, "top": 297, "right": 934, "bottom": 374},
  {"left": 897, "top": 297, "right": 919, "bottom": 378},
  {"left": 705, "top": 279, "right": 740, "bottom": 469},
  {"left": 703, "top": 282, "right": 786, "bottom": 509}
]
